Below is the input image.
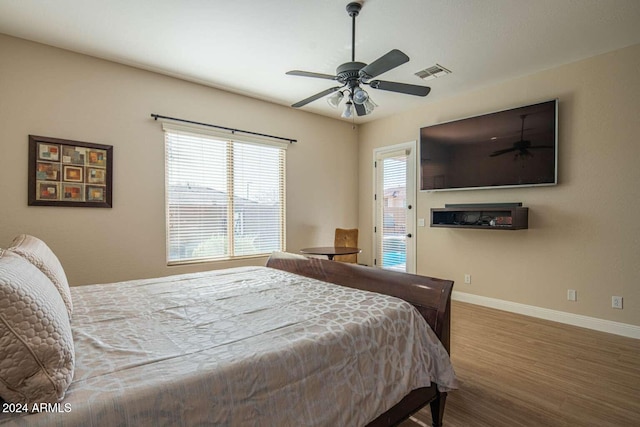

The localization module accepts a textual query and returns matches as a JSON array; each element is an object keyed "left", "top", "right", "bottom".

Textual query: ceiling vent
[{"left": 415, "top": 64, "right": 452, "bottom": 81}]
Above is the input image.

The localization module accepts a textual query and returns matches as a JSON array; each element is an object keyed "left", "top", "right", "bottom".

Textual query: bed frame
[{"left": 266, "top": 256, "right": 454, "bottom": 427}]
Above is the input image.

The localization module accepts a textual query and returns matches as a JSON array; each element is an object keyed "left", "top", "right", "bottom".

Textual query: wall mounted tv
[{"left": 420, "top": 99, "right": 558, "bottom": 191}]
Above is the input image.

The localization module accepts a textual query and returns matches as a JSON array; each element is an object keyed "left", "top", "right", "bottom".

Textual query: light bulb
[
  {"left": 352, "top": 87, "right": 369, "bottom": 105},
  {"left": 341, "top": 101, "right": 353, "bottom": 118},
  {"left": 327, "top": 91, "right": 344, "bottom": 108},
  {"left": 363, "top": 97, "right": 377, "bottom": 114}
]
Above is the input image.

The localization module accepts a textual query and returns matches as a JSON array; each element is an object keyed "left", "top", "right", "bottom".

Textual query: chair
[{"left": 334, "top": 228, "right": 358, "bottom": 263}]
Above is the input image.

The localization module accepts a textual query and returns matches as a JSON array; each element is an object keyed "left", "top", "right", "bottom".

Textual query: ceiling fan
[
  {"left": 489, "top": 114, "right": 554, "bottom": 159},
  {"left": 286, "top": 1, "right": 430, "bottom": 118}
]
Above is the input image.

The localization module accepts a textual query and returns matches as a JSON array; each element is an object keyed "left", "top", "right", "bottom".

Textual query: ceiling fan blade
[
  {"left": 490, "top": 148, "right": 517, "bottom": 157},
  {"left": 354, "top": 103, "right": 367, "bottom": 117},
  {"left": 286, "top": 70, "right": 338, "bottom": 80},
  {"left": 529, "top": 145, "right": 555, "bottom": 149},
  {"left": 368, "top": 80, "right": 431, "bottom": 97},
  {"left": 359, "top": 49, "right": 410, "bottom": 80},
  {"left": 291, "top": 86, "right": 343, "bottom": 108}
]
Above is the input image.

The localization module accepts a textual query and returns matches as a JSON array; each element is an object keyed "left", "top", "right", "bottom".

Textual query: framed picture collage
[{"left": 28, "top": 135, "right": 113, "bottom": 208}]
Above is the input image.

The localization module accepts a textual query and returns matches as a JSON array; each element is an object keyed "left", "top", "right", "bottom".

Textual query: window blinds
[
  {"left": 164, "top": 125, "right": 286, "bottom": 264},
  {"left": 376, "top": 150, "right": 408, "bottom": 271}
]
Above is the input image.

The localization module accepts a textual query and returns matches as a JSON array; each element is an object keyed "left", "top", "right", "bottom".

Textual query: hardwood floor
[{"left": 400, "top": 301, "right": 640, "bottom": 427}]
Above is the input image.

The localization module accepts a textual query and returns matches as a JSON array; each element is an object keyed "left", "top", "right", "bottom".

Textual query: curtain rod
[{"left": 150, "top": 114, "right": 297, "bottom": 144}]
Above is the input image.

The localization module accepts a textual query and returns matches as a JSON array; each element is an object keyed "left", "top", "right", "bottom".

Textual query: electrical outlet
[
  {"left": 418, "top": 218, "right": 425, "bottom": 227},
  {"left": 567, "top": 289, "right": 577, "bottom": 301},
  {"left": 464, "top": 274, "right": 471, "bottom": 284},
  {"left": 612, "top": 296, "right": 623, "bottom": 309}
]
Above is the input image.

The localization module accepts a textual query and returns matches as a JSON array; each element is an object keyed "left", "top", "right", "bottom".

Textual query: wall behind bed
[
  {"left": 0, "top": 34, "right": 359, "bottom": 285},
  {"left": 357, "top": 43, "right": 640, "bottom": 328}
]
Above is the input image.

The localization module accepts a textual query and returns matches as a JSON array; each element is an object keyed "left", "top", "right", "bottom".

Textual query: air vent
[{"left": 415, "top": 64, "right": 452, "bottom": 81}]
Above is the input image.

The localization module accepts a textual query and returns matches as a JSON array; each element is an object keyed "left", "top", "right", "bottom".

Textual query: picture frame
[
  {"left": 87, "top": 167, "right": 106, "bottom": 184},
  {"left": 36, "top": 182, "right": 59, "bottom": 200},
  {"left": 61, "top": 183, "right": 84, "bottom": 202},
  {"left": 86, "top": 185, "right": 106, "bottom": 202},
  {"left": 63, "top": 165, "right": 83, "bottom": 182},
  {"left": 29, "top": 135, "right": 113, "bottom": 208}
]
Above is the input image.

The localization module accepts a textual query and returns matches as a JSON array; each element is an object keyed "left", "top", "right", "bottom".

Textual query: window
[{"left": 163, "top": 123, "right": 286, "bottom": 264}]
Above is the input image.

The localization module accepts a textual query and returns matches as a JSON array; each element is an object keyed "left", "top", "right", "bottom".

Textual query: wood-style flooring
[{"left": 400, "top": 301, "right": 640, "bottom": 427}]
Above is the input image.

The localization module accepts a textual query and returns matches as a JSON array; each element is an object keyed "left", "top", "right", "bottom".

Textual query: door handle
[{"left": 407, "top": 233, "right": 412, "bottom": 238}]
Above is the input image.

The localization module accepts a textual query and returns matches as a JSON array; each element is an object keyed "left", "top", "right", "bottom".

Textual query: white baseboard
[{"left": 452, "top": 291, "right": 640, "bottom": 339}]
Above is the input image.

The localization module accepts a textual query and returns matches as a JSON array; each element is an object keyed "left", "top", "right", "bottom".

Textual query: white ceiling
[{"left": 1, "top": 0, "right": 639, "bottom": 123}]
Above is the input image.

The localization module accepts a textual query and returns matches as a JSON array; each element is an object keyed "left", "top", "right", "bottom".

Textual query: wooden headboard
[{"left": 266, "top": 256, "right": 454, "bottom": 353}]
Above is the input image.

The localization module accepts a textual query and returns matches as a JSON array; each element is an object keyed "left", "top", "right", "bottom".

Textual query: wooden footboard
[{"left": 265, "top": 256, "right": 454, "bottom": 427}]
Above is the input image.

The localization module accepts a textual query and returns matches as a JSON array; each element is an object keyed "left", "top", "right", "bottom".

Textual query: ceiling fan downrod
[{"left": 346, "top": 2, "right": 361, "bottom": 62}]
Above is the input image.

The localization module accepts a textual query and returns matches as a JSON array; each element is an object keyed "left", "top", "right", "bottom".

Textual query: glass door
[{"left": 374, "top": 142, "right": 416, "bottom": 273}]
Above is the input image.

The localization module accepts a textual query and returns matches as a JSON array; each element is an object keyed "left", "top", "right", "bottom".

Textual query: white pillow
[
  {"left": 9, "top": 234, "right": 73, "bottom": 317},
  {"left": 0, "top": 250, "right": 75, "bottom": 404}
]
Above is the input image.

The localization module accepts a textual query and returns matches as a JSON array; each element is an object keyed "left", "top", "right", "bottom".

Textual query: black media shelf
[{"left": 430, "top": 203, "right": 528, "bottom": 230}]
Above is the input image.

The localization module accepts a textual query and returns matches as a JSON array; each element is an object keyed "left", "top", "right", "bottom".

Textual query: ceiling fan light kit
[
  {"left": 352, "top": 86, "right": 369, "bottom": 104},
  {"left": 287, "top": 1, "right": 431, "bottom": 118},
  {"left": 326, "top": 91, "right": 344, "bottom": 109},
  {"left": 341, "top": 101, "right": 354, "bottom": 119}
]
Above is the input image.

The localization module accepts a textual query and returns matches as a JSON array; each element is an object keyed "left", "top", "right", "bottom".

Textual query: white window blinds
[
  {"left": 164, "top": 124, "right": 286, "bottom": 264},
  {"left": 376, "top": 149, "right": 408, "bottom": 272}
]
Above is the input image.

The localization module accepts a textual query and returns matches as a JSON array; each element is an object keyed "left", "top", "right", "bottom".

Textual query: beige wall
[
  {"left": 358, "top": 43, "right": 640, "bottom": 326},
  {"left": 0, "top": 34, "right": 359, "bottom": 285},
  {"left": 2, "top": 33, "right": 638, "bottom": 327}
]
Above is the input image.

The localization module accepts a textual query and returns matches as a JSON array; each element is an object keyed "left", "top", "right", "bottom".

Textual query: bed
[{"left": 0, "top": 236, "right": 457, "bottom": 427}]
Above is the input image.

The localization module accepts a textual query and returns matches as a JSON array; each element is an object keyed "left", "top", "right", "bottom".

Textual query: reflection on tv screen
[{"left": 420, "top": 100, "right": 557, "bottom": 191}]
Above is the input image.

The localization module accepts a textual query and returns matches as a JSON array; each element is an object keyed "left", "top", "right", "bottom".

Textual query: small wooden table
[{"left": 300, "top": 246, "right": 362, "bottom": 261}]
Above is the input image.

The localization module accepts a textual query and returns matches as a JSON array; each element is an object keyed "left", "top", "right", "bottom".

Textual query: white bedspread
[{"left": 0, "top": 266, "right": 457, "bottom": 426}]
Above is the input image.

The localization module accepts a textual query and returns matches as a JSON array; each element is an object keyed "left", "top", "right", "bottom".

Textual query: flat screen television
[{"left": 420, "top": 99, "right": 558, "bottom": 191}]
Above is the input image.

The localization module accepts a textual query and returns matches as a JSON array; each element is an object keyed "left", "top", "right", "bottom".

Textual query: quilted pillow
[
  {"left": 9, "top": 234, "right": 73, "bottom": 317},
  {"left": 0, "top": 250, "right": 75, "bottom": 404}
]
